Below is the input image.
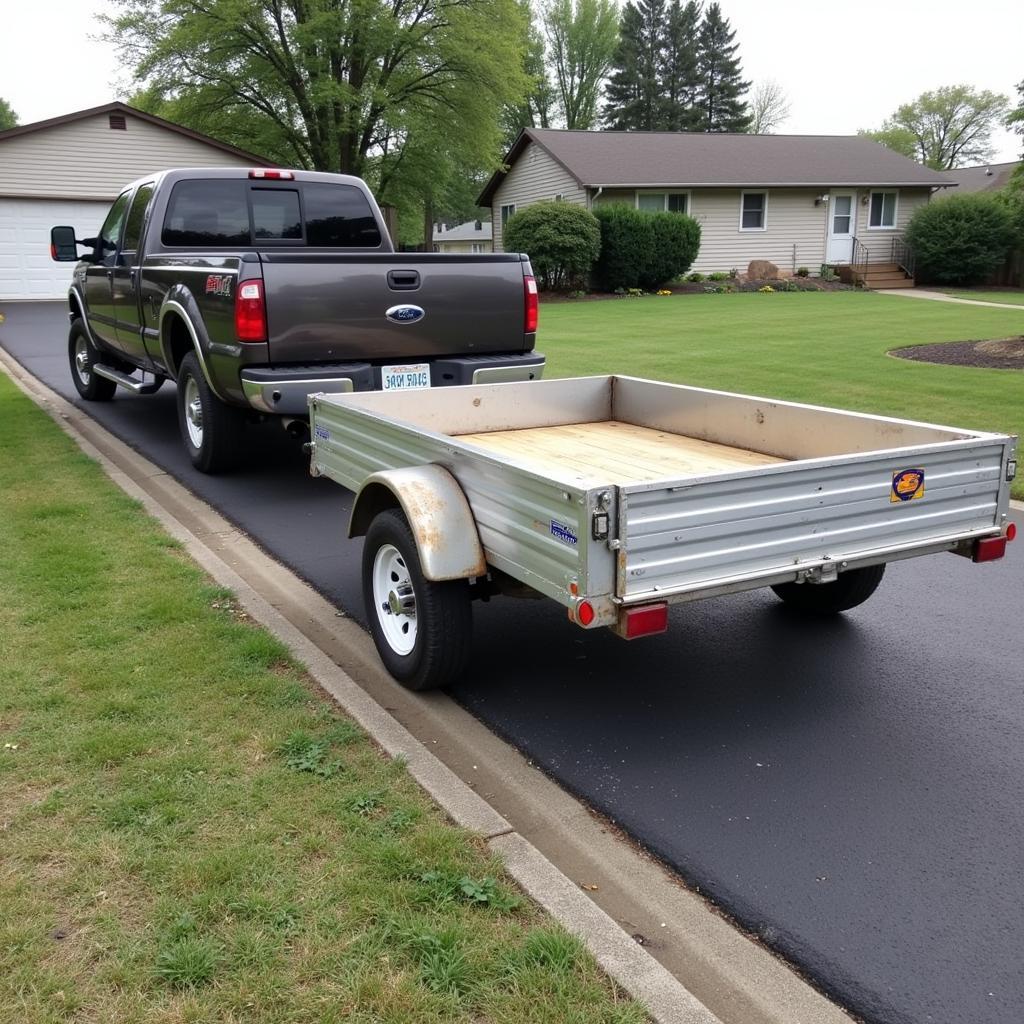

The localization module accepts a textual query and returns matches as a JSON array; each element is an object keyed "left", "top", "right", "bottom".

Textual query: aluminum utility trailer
[{"left": 309, "top": 376, "right": 1017, "bottom": 690}]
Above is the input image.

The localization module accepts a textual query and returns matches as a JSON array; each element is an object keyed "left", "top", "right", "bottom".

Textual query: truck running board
[{"left": 94, "top": 365, "right": 164, "bottom": 395}]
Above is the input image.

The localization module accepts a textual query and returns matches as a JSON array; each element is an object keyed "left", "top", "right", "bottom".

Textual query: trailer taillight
[
  {"left": 621, "top": 603, "right": 669, "bottom": 639},
  {"left": 524, "top": 275, "right": 538, "bottom": 334},
  {"left": 235, "top": 280, "right": 267, "bottom": 342},
  {"left": 973, "top": 535, "right": 1007, "bottom": 562},
  {"left": 576, "top": 600, "right": 595, "bottom": 626}
]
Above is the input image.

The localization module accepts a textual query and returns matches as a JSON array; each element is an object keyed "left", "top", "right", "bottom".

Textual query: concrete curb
[{"left": 0, "top": 351, "right": 721, "bottom": 1023}]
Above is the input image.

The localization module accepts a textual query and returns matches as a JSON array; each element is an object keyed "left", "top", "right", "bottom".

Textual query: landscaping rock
[{"left": 747, "top": 260, "right": 780, "bottom": 280}]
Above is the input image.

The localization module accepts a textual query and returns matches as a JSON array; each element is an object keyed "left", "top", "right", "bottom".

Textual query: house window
[
  {"left": 500, "top": 203, "right": 516, "bottom": 229},
  {"left": 636, "top": 192, "right": 689, "bottom": 214},
  {"left": 869, "top": 191, "right": 898, "bottom": 229},
  {"left": 740, "top": 191, "right": 767, "bottom": 231},
  {"left": 554, "top": 194, "right": 564, "bottom": 201},
  {"left": 471, "top": 243, "right": 484, "bottom": 253}
]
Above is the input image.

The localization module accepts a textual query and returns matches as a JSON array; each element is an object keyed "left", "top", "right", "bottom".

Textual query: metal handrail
[
  {"left": 892, "top": 237, "right": 915, "bottom": 279},
  {"left": 851, "top": 236, "right": 869, "bottom": 283}
]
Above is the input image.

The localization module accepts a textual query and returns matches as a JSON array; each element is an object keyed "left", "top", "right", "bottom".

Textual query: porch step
[{"left": 868, "top": 277, "right": 915, "bottom": 289}]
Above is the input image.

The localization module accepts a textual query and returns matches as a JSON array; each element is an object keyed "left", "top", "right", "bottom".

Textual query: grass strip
[
  {"left": 539, "top": 291, "right": 1023, "bottom": 498},
  {"left": 0, "top": 371, "right": 644, "bottom": 1024}
]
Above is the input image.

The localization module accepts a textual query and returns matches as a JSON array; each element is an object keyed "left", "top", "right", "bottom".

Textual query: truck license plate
[{"left": 381, "top": 363, "right": 431, "bottom": 391}]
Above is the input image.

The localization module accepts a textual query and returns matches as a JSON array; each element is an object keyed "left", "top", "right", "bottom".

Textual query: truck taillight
[
  {"left": 249, "top": 169, "right": 294, "bottom": 180},
  {"left": 235, "top": 280, "right": 267, "bottom": 342},
  {"left": 525, "top": 275, "right": 538, "bottom": 334}
]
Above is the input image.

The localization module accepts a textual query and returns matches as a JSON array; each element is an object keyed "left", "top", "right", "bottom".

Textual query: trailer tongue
[{"left": 309, "top": 376, "right": 1016, "bottom": 691}]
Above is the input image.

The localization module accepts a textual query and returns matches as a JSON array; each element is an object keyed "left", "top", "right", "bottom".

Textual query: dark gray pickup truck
[{"left": 51, "top": 167, "right": 543, "bottom": 472}]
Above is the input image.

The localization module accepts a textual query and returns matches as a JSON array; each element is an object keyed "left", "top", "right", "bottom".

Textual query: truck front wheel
[
  {"left": 771, "top": 564, "right": 886, "bottom": 614},
  {"left": 68, "top": 320, "right": 116, "bottom": 401},
  {"left": 362, "top": 509, "right": 473, "bottom": 691},
  {"left": 176, "top": 352, "right": 244, "bottom": 474}
]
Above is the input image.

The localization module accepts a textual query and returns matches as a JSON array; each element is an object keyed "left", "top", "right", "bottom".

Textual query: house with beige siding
[
  {"left": 479, "top": 129, "right": 956, "bottom": 286},
  {"left": 0, "top": 102, "right": 269, "bottom": 300},
  {"left": 433, "top": 219, "right": 493, "bottom": 253}
]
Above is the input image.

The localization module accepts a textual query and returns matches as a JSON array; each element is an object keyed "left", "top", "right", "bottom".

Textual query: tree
[
  {"left": 861, "top": 85, "right": 1009, "bottom": 170},
  {"left": 601, "top": 2, "right": 662, "bottom": 131},
  {"left": 694, "top": 2, "right": 749, "bottom": 132},
  {"left": 749, "top": 79, "right": 790, "bottom": 134},
  {"left": 0, "top": 98, "right": 18, "bottom": 131},
  {"left": 1007, "top": 79, "right": 1024, "bottom": 157},
  {"left": 660, "top": 0, "right": 702, "bottom": 131},
  {"left": 501, "top": 9, "right": 557, "bottom": 146},
  {"left": 857, "top": 126, "right": 918, "bottom": 160},
  {"left": 543, "top": 0, "right": 619, "bottom": 130},
  {"left": 105, "top": 0, "right": 530, "bottom": 191}
]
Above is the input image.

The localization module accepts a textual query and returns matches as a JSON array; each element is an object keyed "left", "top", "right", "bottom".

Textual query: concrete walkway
[{"left": 876, "top": 288, "right": 1024, "bottom": 311}]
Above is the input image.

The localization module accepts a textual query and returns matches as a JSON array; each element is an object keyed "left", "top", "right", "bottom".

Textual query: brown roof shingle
[
  {"left": 940, "top": 161, "right": 1021, "bottom": 195},
  {"left": 479, "top": 128, "right": 955, "bottom": 205}
]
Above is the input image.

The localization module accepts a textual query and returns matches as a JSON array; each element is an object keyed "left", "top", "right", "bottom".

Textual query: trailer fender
[{"left": 349, "top": 466, "right": 486, "bottom": 582}]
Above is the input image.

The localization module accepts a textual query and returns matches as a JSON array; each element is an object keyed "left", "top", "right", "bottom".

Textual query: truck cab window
[
  {"left": 162, "top": 180, "right": 250, "bottom": 246},
  {"left": 303, "top": 183, "right": 382, "bottom": 247},
  {"left": 95, "top": 191, "right": 132, "bottom": 265},
  {"left": 252, "top": 189, "right": 302, "bottom": 240},
  {"left": 122, "top": 183, "right": 156, "bottom": 253}
]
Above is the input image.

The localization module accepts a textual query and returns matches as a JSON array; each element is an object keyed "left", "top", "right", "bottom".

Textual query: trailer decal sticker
[
  {"left": 891, "top": 468, "right": 925, "bottom": 502},
  {"left": 314, "top": 425, "right": 331, "bottom": 442},
  {"left": 550, "top": 521, "right": 579, "bottom": 546}
]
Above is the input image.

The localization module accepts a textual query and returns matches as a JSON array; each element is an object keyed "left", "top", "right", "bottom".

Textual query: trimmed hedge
[
  {"left": 905, "top": 194, "right": 1016, "bottom": 285},
  {"left": 591, "top": 204, "right": 701, "bottom": 291},
  {"left": 503, "top": 201, "right": 601, "bottom": 291}
]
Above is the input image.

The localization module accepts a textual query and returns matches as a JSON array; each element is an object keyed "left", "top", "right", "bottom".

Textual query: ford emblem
[{"left": 386, "top": 304, "right": 425, "bottom": 324}]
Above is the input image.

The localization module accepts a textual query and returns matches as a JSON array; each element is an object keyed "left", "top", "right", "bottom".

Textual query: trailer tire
[
  {"left": 362, "top": 509, "right": 472, "bottom": 691},
  {"left": 68, "top": 320, "right": 116, "bottom": 401},
  {"left": 176, "top": 352, "right": 244, "bottom": 474},
  {"left": 771, "top": 564, "right": 886, "bottom": 614}
]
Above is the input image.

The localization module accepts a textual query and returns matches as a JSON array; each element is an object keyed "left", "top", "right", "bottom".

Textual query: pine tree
[
  {"left": 601, "top": 0, "right": 665, "bottom": 131},
  {"left": 660, "top": 0, "right": 702, "bottom": 131},
  {"left": 695, "top": 2, "right": 750, "bottom": 132}
]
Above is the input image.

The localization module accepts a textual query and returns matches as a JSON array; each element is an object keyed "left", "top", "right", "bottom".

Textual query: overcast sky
[{"left": 2, "top": 0, "right": 1021, "bottom": 163}]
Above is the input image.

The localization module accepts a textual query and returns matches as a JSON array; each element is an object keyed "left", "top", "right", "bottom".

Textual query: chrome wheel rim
[
  {"left": 184, "top": 377, "right": 203, "bottom": 449},
  {"left": 372, "top": 543, "right": 417, "bottom": 655},
  {"left": 74, "top": 335, "right": 91, "bottom": 385}
]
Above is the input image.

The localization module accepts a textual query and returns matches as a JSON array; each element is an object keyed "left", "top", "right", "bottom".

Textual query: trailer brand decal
[
  {"left": 314, "top": 425, "right": 330, "bottom": 442},
  {"left": 550, "top": 521, "right": 578, "bottom": 546},
  {"left": 205, "top": 274, "right": 233, "bottom": 297},
  {"left": 891, "top": 467, "right": 925, "bottom": 502}
]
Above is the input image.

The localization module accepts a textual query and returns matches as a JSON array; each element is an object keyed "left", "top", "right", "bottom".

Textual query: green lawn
[
  {"left": 540, "top": 291, "right": 1023, "bottom": 499},
  {"left": 0, "top": 372, "right": 643, "bottom": 1024},
  {"left": 938, "top": 288, "right": 1024, "bottom": 306}
]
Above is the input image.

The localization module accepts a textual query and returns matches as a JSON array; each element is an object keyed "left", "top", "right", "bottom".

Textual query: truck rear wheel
[
  {"left": 362, "top": 509, "right": 472, "bottom": 691},
  {"left": 771, "top": 564, "right": 886, "bottom": 614},
  {"left": 68, "top": 320, "right": 116, "bottom": 401},
  {"left": 176, "top": 352, "right": 244, "bottom": 474}
]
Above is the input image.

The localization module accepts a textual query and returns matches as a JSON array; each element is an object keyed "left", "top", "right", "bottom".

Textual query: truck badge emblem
[
  {"left": 205, "top": 274, "right": 233, "bottom": 297},
  {"left": 385, "top": 304, "right": 425, "bottom": 324}
]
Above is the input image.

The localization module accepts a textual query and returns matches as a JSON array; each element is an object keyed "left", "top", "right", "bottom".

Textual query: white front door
[{"left": 826, "top": 192, "right": 855, "bottom": 263}]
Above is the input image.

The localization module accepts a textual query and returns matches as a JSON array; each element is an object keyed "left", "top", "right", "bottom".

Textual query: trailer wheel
[
  {"left": 176, "top": 352, "right": 244, "bottom": 474},
  {"left": 362, "top": 509, "right": 472, "bottom": 691},
  {"left": 771, "top": 564, "right": 886, "bottom": 614},
  {"left": 68, "top": 320, "right": 116, "bottom": 401}
]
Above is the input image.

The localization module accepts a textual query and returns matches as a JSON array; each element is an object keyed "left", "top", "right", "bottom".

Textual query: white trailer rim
[{"left": 372, "top": 543, "right": 417, "bottom": 655}]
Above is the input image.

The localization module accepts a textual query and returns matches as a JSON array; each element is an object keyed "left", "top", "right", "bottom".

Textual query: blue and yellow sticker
[{"left": 891, "top": 467, "right": 925, "bottom": 503}]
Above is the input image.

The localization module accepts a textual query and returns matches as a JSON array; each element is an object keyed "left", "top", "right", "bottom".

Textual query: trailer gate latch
[{"left": 591, "top": 510, "right": 609, "bottom": 541}]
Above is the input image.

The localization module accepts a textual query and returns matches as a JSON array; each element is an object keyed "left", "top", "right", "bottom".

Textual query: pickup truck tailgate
[
  {"left": 618, "top": 439, "right": 1011, "bottom": 602},
  {"left": 259, "top": 252, "right": 531, "bottom": 363}
]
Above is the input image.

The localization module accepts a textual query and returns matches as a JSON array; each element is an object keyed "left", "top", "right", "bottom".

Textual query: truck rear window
[{"left": 161, "top": 179, "right": 382, "bottom": 248}]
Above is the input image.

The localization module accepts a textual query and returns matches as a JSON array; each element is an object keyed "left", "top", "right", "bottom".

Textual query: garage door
[{"left": 0, "top": 198, "right": 111, "bottom": 301}]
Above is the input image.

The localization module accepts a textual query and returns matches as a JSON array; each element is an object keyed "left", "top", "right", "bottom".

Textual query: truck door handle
[{"left": 387, "top": 269, "right": 420, "bottom": 290}]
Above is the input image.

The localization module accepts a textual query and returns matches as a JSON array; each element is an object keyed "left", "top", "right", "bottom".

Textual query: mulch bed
[
  {"left": 542, "top": 278, "right": 854, "bottom": 303},
  {"left": 891, "top": 337, "right": 1024, "bottom": 370}
]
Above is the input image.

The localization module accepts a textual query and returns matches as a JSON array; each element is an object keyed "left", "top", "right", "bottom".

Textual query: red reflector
[
  {"left": 524, "top": 275, "right": 539, "bottom": 333},
  {"left": 623, "top": 603, "right": 669, "bottom": 639},
  {"left": 973, "top": 536, "right": 1007, "bottom": 563},
  {"left": 235, "top": 279, "right": 267, "bottom": 342},
  {"left": 249, "top": 168, "right": 294, "bottom": 180},
  {"left": 1006, "top": 522, "right": 1017, "bottom": 542},
  {"left": 50, "top": 243, "right": 57, "bottom": 260},
  {"left": 577, "top": 600, "right": 595, "bottom": 626}
]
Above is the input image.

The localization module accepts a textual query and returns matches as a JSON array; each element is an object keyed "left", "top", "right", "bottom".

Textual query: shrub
[
  {"left": 796, "top": 266, "right": 809, "bottom": 277},
  {"left": 640, "top": 212, "right": 701, "bottom": 289},
  {"left": 687, "top": 271, "right": 705, "bottom": 282},
  {"left": 707, "top": 271, "right": 729, "bottom": 281},
  {"left": 504, "top": 201, "right": 601, "bottom": 291},
  {"left": 905, "top": 194, "right": 1016, "bottom": 285},
  {"left": 591, "top": 204, "right": 651, "bottom": 291}
]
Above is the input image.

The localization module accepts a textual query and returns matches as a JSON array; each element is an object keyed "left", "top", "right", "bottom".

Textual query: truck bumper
[{"left": 241, "top": 353, "right": 545, "bottom": 416}]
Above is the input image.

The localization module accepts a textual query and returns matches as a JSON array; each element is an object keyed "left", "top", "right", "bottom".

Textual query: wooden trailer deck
[{"left": 457, "top": 420, "right": 786, "bottom": 486}]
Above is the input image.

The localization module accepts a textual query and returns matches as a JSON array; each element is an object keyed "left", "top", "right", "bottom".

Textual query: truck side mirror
[{"left": 50, "top": 225, "right": 82, "bottom": 262}]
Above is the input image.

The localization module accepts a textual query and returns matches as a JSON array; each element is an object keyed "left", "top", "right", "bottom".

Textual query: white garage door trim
[{"left": 0, "top": 197, "right": 111, "bottom": 301}]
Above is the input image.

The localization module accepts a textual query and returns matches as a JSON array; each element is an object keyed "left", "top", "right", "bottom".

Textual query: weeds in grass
[{"left": 154, "top": 936, "right": 220, "bottom": 988}]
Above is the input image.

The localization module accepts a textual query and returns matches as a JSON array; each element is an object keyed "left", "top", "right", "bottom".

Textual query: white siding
[
  {"left": 0, "top": 112, "right": 258, "bottom": 201},
  {"left": 853, "top": 188, "right": 930, "bottom": 263},
  {"left": 436, "top": 239, "right": 493, "bottom": 253},
  {"left": 491, "top": 142, "right": 586, "bottom": 251}
]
